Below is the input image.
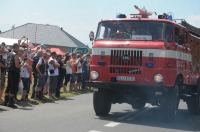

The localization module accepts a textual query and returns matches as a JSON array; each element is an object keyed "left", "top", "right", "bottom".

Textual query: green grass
[{"left": 16, "top": 88, "right": 92, "bottom": 106}]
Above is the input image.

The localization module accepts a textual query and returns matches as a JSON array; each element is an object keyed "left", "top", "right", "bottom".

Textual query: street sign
[{"left": 72, "top": 47, "right": 89, "bottom": 54}]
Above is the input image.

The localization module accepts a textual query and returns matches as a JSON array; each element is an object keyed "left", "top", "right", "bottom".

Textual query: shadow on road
[
  {"left": 0, "top": 107, "right": 8, "bottom": 112},
  {"left": 97, "top": 107, "right": 200, "bottom": 131}
]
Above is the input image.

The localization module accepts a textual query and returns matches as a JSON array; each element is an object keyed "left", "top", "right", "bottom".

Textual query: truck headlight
[
  {"left": 154, "top": 74, "right": 163, "bottom": 83},
  {"left": 90, "top": 71, "right": 99, "bottom": 80}
]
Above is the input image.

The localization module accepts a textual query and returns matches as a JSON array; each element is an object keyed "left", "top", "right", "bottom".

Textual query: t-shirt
[
  {"left": 70, "top": 58, "right": 76, "bottom": 73},
  {"left": 66, "top": 61, "right": 72, "bottom": 74},
  {"left": 20, "top": 65, "right": 30, "bottom": 78},
  {"left": 82, "top": 58, "right": 89, "bottom": 73},
  {"left": 48, "top": 57, "right": 59, "bottom": 76},
  {"left": 76, "top": 61, "right": 82, "bottom": 73}
]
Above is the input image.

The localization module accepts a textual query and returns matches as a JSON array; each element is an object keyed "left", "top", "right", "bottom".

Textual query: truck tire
[
  {"left": 131, "top": 99, "right": 146, "bottom": 109},
  {"left": 93, "top": 90, "right": 111, "bottom": 116},
  {"left": 187, "top": 96, "right": 198, "bottom": 114},
  {"left": 187, "top": 80, "right": 200, "bottom": 114},
  {"left": 162, "top": 84, "right": 180, "bottom": 121}
]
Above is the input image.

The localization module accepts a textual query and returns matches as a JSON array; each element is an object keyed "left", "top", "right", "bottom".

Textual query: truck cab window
[{"left": 96, "top": 21, "right": 173, "bottom": 42}]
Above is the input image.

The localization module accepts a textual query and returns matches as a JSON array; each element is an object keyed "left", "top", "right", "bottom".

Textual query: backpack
[{"left": 32, "top": 56, "right": 39, "bottom": 73}]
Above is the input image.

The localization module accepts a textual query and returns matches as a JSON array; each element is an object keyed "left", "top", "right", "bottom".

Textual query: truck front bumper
[{"left": 86, "top": 81, "right": 171, "bottom": 91}]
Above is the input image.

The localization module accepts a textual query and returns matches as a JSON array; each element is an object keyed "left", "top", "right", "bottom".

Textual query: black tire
[
  {"left": 187, "top": 80, "right": 200, "bottom": 114},
  {"left": 93, "top": 90, "right": 111, "bottom": 116},
  {"left": 187, "top": 96, "right": 198, "bottom": 114},
  {"left": 131, "top": 99, "right": 146, "bottom": 109},
  {"left": 161, "top": 84, "right": 180, "bottom": 121}
]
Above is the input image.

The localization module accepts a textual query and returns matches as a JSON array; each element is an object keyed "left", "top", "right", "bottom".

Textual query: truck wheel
[
  {"left": 131, "top": 99, "right": 146, "bottom": 109},
  {"left": 187, "top": 80, "right": 200, "bottom": 114},
  {"left": 187, "top": 96, "right": 198, "bottom": 114},
  {"left": 93, "top": 90, "right": 111, "bottom": 116},
  {"left": 162, "top": 84, "right": 180, "bottom": 121}
]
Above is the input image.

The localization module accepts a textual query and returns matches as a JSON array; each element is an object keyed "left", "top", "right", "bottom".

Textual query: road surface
[{"left": 0, "top": 93, "right": 200, "bottom": 132}]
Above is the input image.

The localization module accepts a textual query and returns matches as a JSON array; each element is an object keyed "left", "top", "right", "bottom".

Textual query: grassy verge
[
  {"left": 1, "top": 76, "right": 92, "bottom": 108},
  {"left": 15, "top": 88, "right": 92, "bottom": 107}
]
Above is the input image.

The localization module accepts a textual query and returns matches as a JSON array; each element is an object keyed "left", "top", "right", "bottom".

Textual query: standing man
[
  {"left": 82, "top": 54, "right": 91, "bottom": 90},
  {"left": 55, "top": 54, "right": 65, "bottom": 97},
  {"left": 4, "top": 43, "right": 21, "bottom": 108},
  {"left": 31, "top": 50, "right": 43, "bottom": 98},
  {"left": 35, "top": 52, "right": 47, "bottom": 100},
  {"left": 48, "top": 52, "right": 60, "bottom": 98}
]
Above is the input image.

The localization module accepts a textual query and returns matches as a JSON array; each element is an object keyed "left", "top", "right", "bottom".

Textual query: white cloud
[{"left": 187, "top": 15, "right": 200, "bottom": 28}]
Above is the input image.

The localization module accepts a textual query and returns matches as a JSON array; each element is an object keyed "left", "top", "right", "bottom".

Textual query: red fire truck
[{"left": 86, "top": 7, "right": 200, "bottom": 120}]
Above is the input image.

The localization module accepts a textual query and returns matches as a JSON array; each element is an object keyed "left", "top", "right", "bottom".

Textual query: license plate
[{"left": 116, "top": 76, "right": 135, "bottom": 81}]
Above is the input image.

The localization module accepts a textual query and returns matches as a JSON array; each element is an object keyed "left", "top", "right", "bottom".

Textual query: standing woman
[
  {"left": 63, "top": 53, "right": 70, "bottom": 92},
  {"left": 76, "top": 54, "right": 83, "bottom": 90},
  {"left": 20, "top": 58, "right": 33, "bottom": 101}
]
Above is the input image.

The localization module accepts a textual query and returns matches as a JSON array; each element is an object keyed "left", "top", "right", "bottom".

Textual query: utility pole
[
  {"left": 35, "top": 25, "right": 37, "bottom": 46},
  {"left": 12, "top": 25, "right": 15, "bottom": 38}
]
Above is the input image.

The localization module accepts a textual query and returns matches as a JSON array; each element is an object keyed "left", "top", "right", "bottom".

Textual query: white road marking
[
  {"left": 104, "top": 122, "right": 120, "bottom": 127},
  {"left": 89, "top": 130, "right": 101, "bottom": 132}
]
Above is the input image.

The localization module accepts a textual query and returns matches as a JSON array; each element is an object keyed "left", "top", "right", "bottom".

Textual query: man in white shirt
[{"left": 48, "top": 52, "right": 60, "bottom": 98}]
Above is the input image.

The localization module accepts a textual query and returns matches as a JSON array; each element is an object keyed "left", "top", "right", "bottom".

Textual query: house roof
[{"left": 0, "top": 23, "right": 87, "bottom": 48}]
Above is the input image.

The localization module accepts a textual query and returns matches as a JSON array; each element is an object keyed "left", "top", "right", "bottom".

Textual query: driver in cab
[{"left": 113, "top": 24, "right": 130, "bottom": 39}]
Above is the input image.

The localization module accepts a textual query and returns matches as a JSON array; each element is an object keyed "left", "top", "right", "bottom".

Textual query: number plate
[{"left": 116, "top": 76, "right": 135, "bottom": 81}]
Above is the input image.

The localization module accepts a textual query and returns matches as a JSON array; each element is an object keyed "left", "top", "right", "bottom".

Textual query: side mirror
[
  {"left": 177, "top": 35, "right": 185, "bottom": 45},
  {"left": 89, "top": 31, "right": 95, "bottom": 41}
]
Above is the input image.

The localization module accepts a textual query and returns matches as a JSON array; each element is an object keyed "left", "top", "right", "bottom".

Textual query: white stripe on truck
[{"left": 92, "top": 48, "right": 192, "bottom": 62}]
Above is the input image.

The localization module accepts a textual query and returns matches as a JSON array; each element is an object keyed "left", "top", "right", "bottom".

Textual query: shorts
[
  {"left": 70, "top": 73, "right": 77, "bottom": 84},
  {"left": 76, "top": 73, "right": 82, "bottom": 83},
  {"left": 64, "top": 74, "right": 71, "bottom": 86},
  {"left": 36, "top": 75, "right": 46, "bottom": 88},
  {"left": 0, "top": 72, "right": 5, "bottom": 89},
  {"left": 21, "top": 77, "right": 30, "bottom": 91},
  {"left": 49, "top": 76, "right": 58, "bottom": 93}
]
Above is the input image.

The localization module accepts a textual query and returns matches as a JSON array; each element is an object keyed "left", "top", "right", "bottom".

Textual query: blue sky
[{"left": 0, "top": 0, "right": 200, "bottom": 47}]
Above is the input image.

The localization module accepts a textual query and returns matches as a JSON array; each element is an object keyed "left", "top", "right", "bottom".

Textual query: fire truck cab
[{"left": 87, "top": 11, "right": 200, "bottom": 120}]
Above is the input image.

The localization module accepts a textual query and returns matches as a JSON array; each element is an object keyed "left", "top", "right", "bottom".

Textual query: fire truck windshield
[{"left": 96, "top": 21, "right": 173, "bottom": 42}]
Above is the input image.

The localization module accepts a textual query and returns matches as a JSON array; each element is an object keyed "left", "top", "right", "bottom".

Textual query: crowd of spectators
[{"left": 0, "top": 42, "right": 91, "bottom": 108}]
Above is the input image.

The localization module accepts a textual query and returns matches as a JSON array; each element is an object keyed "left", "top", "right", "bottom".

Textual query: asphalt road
[{"left": 0, "top": 93, "right": 200, "bottom": 132}]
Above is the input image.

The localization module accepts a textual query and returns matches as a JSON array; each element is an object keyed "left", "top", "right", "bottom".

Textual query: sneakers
[{"left": 8, "top": 103, "right": 18, "bottom": 109}]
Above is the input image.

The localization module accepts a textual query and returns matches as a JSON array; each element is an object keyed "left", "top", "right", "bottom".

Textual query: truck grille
[
  {"left": 110, "top": 67, "right": 142, "bottom": 74},
  {"left": 110, "top": 50, "right": 143, "bottom": 66}
]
